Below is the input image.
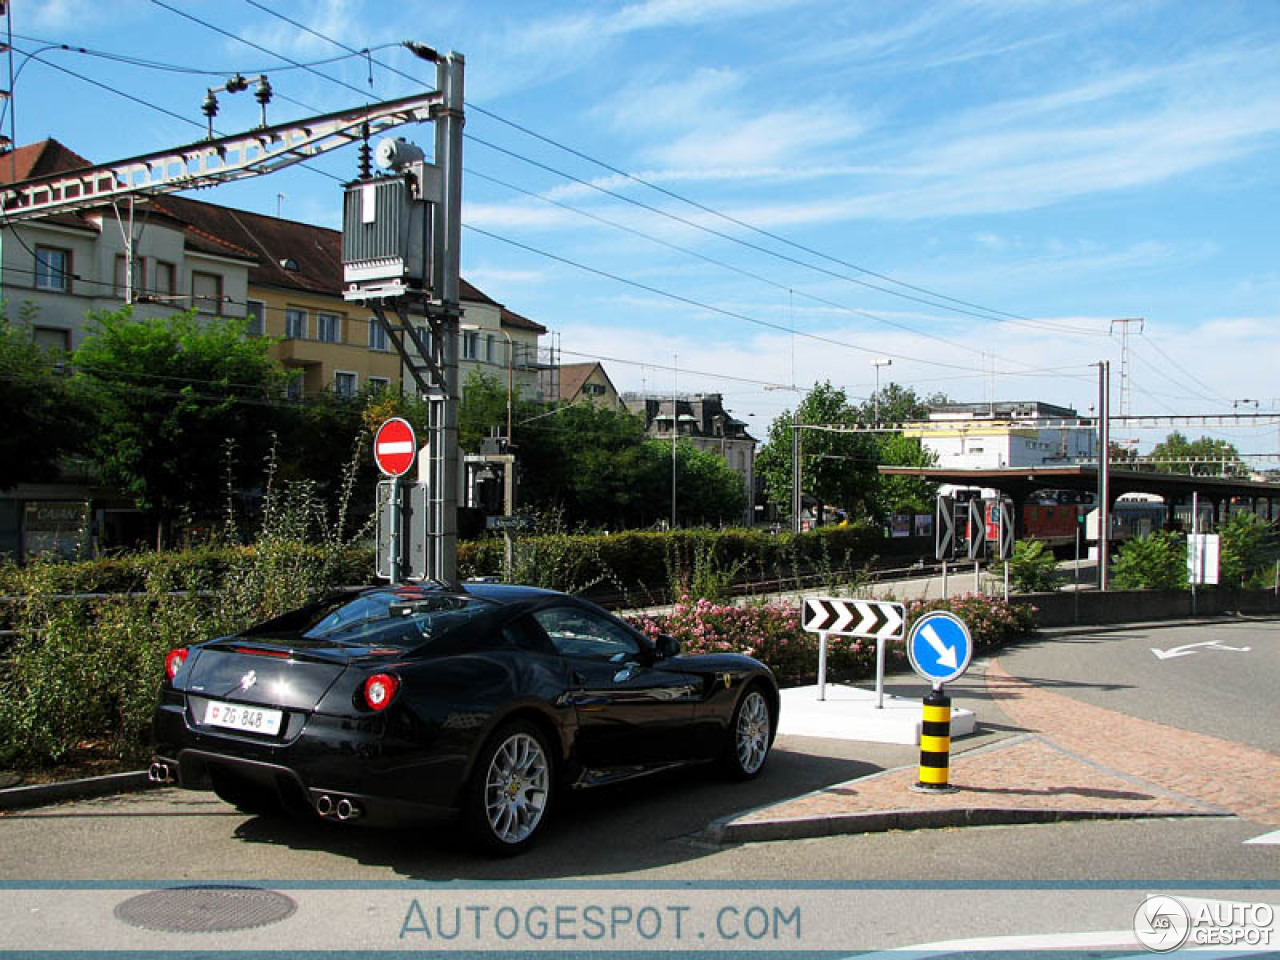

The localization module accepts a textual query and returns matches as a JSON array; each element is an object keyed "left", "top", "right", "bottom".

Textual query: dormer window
[{"left": 279, "top": 258, "right": 299, "bottom": 271}]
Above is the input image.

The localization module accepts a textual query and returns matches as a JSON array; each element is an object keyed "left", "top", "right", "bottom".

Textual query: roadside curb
[
  {"left": 0, "top": 771, "right": 153, "bottom": 811},
  {"left": 703, "top": 804, "right": 1229, "bottom": 845}
]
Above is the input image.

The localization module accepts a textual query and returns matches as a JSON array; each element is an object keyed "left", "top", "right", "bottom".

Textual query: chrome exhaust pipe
[
  {"left": 148, "top": 762, "right": 171, "bottom": 783},
  {"left": 315, "top": 794, "right": 333, "bottom": 817},
  {"left": 335, "top": 798, "right": 361, "bottom": 821}
]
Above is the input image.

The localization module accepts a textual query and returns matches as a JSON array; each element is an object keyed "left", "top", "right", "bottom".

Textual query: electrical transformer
[{"left": 341, "top": 153, "right": 440, "bottom": 300}]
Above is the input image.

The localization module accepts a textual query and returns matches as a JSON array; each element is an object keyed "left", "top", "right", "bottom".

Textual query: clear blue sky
[{"left": 10, "top": 1, "right": 1280, "bottom": 459}]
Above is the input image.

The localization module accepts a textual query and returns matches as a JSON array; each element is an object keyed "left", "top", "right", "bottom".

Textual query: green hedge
[
  {"left": 0, "top": 524, "right": 887, "bottom": 768},
  {"left": 629, "top": 593, "right": 1037, "bottom": 687},
  {"left": 460, "top": 523, "right": 883, "bottom": 597}
]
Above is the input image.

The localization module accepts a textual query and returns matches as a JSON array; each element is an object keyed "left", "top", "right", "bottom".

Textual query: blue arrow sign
[{"left": 907, "top": 611, "right": 973, "bottom": 686}]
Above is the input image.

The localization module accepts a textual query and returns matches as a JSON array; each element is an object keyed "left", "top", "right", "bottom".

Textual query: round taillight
[
  {"left": 362, "top": 673, "right": 400, "bottom": 712},
  {"left": 165, "top": 648, "right": 188, "bottom": 680}
]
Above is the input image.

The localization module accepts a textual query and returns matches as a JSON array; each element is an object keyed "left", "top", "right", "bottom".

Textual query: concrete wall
[{"left": 1017, "top": 587, "right": 1280, "bottom": 628}]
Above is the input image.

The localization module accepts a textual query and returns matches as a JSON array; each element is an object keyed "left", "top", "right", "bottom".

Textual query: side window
[
  {"left": 503, "top": 616, "right": 552, "bottom": 653},
  {"left": 532, "top": 606, "right": 642, "bottom": 662}
]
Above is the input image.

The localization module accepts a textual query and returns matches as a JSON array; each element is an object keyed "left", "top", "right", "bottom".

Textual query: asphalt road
[
  {"left": 998, "top": 618, "right": 1279, "bottom": 753},
  {"left": 1, "top": 617, "right": 1276, "bottom": 954}
]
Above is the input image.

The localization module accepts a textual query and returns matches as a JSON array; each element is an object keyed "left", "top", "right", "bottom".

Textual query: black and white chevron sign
[{"left": 802, "top": 597, "right": 905, "bottom": 640}]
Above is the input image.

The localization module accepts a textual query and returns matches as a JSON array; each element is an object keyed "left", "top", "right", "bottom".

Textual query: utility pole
[
  {"left": 1096, "top": 360, "right": 1111, "bottom": 591},
  {"left": 671, "top": 354, "right": 678, "bottom": 530},
  {"left": 872, "top": 358, "right": 892, "bottom": 426},
  {"left": 792, "top": 408, "right": 803, "bottom": 533},
  {"left": 1110, "top": 317, "right": 1144, "bottom": 425}
]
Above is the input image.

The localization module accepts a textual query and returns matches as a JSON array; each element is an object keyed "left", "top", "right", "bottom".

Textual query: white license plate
[{"left": 202, "top": 700, "right": 283, "bottom": 736}]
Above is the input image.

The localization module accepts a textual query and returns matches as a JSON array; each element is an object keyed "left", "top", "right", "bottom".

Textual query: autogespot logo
[{"left": 1134, "top": 895, "right": 1191, "bottom": 952}]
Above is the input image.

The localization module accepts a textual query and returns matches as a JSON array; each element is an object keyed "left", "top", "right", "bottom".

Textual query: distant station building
[{"left": 905, "top": 401, "right": 1098, "bottom": 472}]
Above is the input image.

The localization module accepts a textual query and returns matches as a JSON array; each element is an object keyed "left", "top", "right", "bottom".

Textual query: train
[{"left": 952, "top": 488, "right": 1220, "bottom": 553}]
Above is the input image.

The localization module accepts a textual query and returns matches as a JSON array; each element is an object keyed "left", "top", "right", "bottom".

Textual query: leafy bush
[
  {"left": 1111, "top": 531, "right": 1188, "bottom": 590},
  {"left": 1218, "top": 513, "right": 1276, "bottom": 588},
  {"left": 459, "top": 522, "right": 883, "bottom": 601},
  {"left": 629, "top": 592, "right": 1036, "bottom": 687},
  {"left": 0, "top": 472, "right": 374, "bottom": 768},
  {"left": 997, "top": 538, "right": 1060, "bottom": 593}
]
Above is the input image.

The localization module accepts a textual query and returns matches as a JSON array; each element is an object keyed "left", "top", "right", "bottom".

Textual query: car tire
[
  {"left": 722, "top": 683, "right": 774, "bottom": 780},
  {"left": 209, "top": 769, "right": 284, "bottom": 817},
  {"left": 462, "top": 720, "right": 555, "bottom": 856}
]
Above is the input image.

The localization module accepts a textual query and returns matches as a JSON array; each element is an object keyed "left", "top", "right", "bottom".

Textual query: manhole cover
[{"left": 115, "top": 885, "right": 296, "bottom": 933}]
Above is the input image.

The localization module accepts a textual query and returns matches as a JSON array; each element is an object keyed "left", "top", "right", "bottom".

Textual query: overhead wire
[
  {"left": 14, "top": 10, "right": 1142, "bottom": 412},
  {"left": 235, "top": 0, "right": 1111, "bottom": 341},
  {"left": 35, "top": 8, "right": 1101, "bottom": 393},
  {"left": 127, "top": 7, "right": 1051, "bottom": 378}
]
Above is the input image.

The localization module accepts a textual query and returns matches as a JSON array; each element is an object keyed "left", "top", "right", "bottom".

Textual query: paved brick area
[
  {"left": 715, "top": 653, "right": 1278, "bottom": 842},
  {"left": 986, "top": 660, "right": 1280, "bottom": 827}
]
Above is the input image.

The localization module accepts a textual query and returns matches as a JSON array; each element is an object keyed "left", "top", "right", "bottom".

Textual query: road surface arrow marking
[
  {"left": 1245, "top": 829, "right": 1280, "bottom": 845},
  {"left": 921, "top": 623, "right": 958, "bottom": 670},
  {"left": 1151, "top": 641, "right": 1252, "bottom": 660}
]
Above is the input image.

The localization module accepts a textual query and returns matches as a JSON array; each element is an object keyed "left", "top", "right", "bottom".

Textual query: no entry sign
[{"left": 374, "top": 418, "right": 417, "bottom": 477}]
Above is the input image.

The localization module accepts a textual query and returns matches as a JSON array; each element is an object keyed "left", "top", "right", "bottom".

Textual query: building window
[
  {"left": 32, "top": 327, "right": 71, "bottom": 371},
  {"left": 317, "top": 312, "right": 342, "bottom": 343},
  {"left": 153, "top": 261, "right": 176, "bottom": 298},
  {"left": 486, "top": 334, "right": 496, "bottom": 364},
  {"left": 368, "top": 376, "right": 390, "bottom": 393},
  {"left": 113, "top": 255, "right": 145, "bottom": 299},
  {"left": 286, "top": 376, "right": 304, "bottom": 401},
  {"left": 34, "top": 246, "right": 71, "bottom": 292},
  {"left": 461, "top": 330, "right": 479, "bottom": 361},
  {"left": 334, "top": 371, "right": 357, "bottom": 398},
  {"left": 191, "top": 271, "right": 222, "bottom": 314},
  {"left": 245, "top": 300, "right": 267, "bottom": 337},
  {"left": 368, "top": 319, "right": 388, "bottom": 351},
  {"left": 285, "top": 308, "right": 307, "bottom": 339}
]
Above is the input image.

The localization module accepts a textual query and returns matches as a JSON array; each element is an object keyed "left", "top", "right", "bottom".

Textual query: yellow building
[{"left": 157, "top": 195, "right": 401, "bottom": 398}]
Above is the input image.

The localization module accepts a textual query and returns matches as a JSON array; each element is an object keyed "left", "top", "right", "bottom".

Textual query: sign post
[
  {"left": 374, "top": 418, "right": 418, "bottom": 582},
  {"left": 936, "top": 495, "right": 955, "bottom": 600},
  {"left": 906, "top": 610, "right": 973, "bottom": 793},
  {"left": 802, "top": 597, "right": 905, "bottom": 705}
]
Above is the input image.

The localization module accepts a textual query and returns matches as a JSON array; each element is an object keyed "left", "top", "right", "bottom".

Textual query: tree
[
  {"left": 509, "top": 403, "right": 747, "bottom": 529},
  {"left": 457, "top": 370, "right": 542, "bottom": 453},
  {"left": 516, "top": 401, "right": 652, "bottom": 527},
  {"left": 870, "top": 432, "right": 938, "bottom": 519},
  {"left": 852, "top": 382, "right": 932, "bottom": 426},
  {"left": 0, "top": 302, "right": 88, "bottom": 491},
  {"left": 643, "top": 439, "right": 747, "bottom": 528},
  {"left": 1146, "top": 431, "right": 1245, "bottom": 476},
  {"left": 73, "top": 308, "right": 290, "bottom": 538},
  {"left": 756, "top": 382, "right": 879, "bottom": 524}
]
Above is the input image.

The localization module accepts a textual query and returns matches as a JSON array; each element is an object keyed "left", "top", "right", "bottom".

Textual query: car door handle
[{"left": 571, "top": 671, "right": 587, "bottom": 686}]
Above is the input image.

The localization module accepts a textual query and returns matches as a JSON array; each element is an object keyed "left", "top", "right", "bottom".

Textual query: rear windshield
[{"left": 243, "top": 590, "right": 493, "bottom": 649}]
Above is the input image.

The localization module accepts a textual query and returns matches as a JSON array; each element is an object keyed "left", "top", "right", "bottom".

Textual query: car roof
[{"left": 356, "top": 581, "right": 566, "bottom": 606}]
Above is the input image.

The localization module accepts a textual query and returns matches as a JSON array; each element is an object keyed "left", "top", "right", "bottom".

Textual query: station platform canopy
[{"left": 877, "top": 464, "right": 1280, "bottom": 506}]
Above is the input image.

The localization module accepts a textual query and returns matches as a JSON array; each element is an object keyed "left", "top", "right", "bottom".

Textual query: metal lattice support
[{"left": 1, "top": 92, "right": 441, "bottom": 222}]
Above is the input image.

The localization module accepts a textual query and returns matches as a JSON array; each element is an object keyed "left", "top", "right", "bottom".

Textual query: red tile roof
[
  {"left": 500, "top": 306, "right": 547, "bottom": 334},
  {"left": 0, "top": 139, "right": 92, "bottom": 185},
  {"left": 4, "top": 139, "right": 541, "bottom": 321}
]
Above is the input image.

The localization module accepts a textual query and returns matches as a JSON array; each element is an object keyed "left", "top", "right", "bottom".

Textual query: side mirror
[{"left": 655, "top": 634, "right": 681, "bottom": 659}]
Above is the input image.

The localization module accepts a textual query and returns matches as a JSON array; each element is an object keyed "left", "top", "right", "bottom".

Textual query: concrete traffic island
[
  {"left": 777, "top": 683, "right": 977, "bottom": 745},
  {"left": 711, "top": 653, "right": 1280, "bottom": 845}
]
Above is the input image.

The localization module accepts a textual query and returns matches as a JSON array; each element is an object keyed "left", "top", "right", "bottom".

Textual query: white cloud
[
  {"left": 19, "top": 0, "right": 112, "bottom": 31},
  {"left": 1197, "top": 316, "right": 1280, "bottom": 341},
  {"left": 250, "top": 0, "right": 368, "bottom": 57}
]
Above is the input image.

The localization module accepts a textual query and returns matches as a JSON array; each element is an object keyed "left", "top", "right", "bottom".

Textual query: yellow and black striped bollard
[{"left": 914, "top": 688, "right": 957, "bottom": 792}]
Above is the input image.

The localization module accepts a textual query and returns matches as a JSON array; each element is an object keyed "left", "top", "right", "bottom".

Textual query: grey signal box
[{"left": 342, "top": 165, "right": 441, "bottom": 300}]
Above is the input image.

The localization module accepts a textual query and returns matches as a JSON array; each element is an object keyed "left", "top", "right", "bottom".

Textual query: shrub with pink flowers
[{"left": 628, "top": 592, "right": 1036, "bottom": 687}]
